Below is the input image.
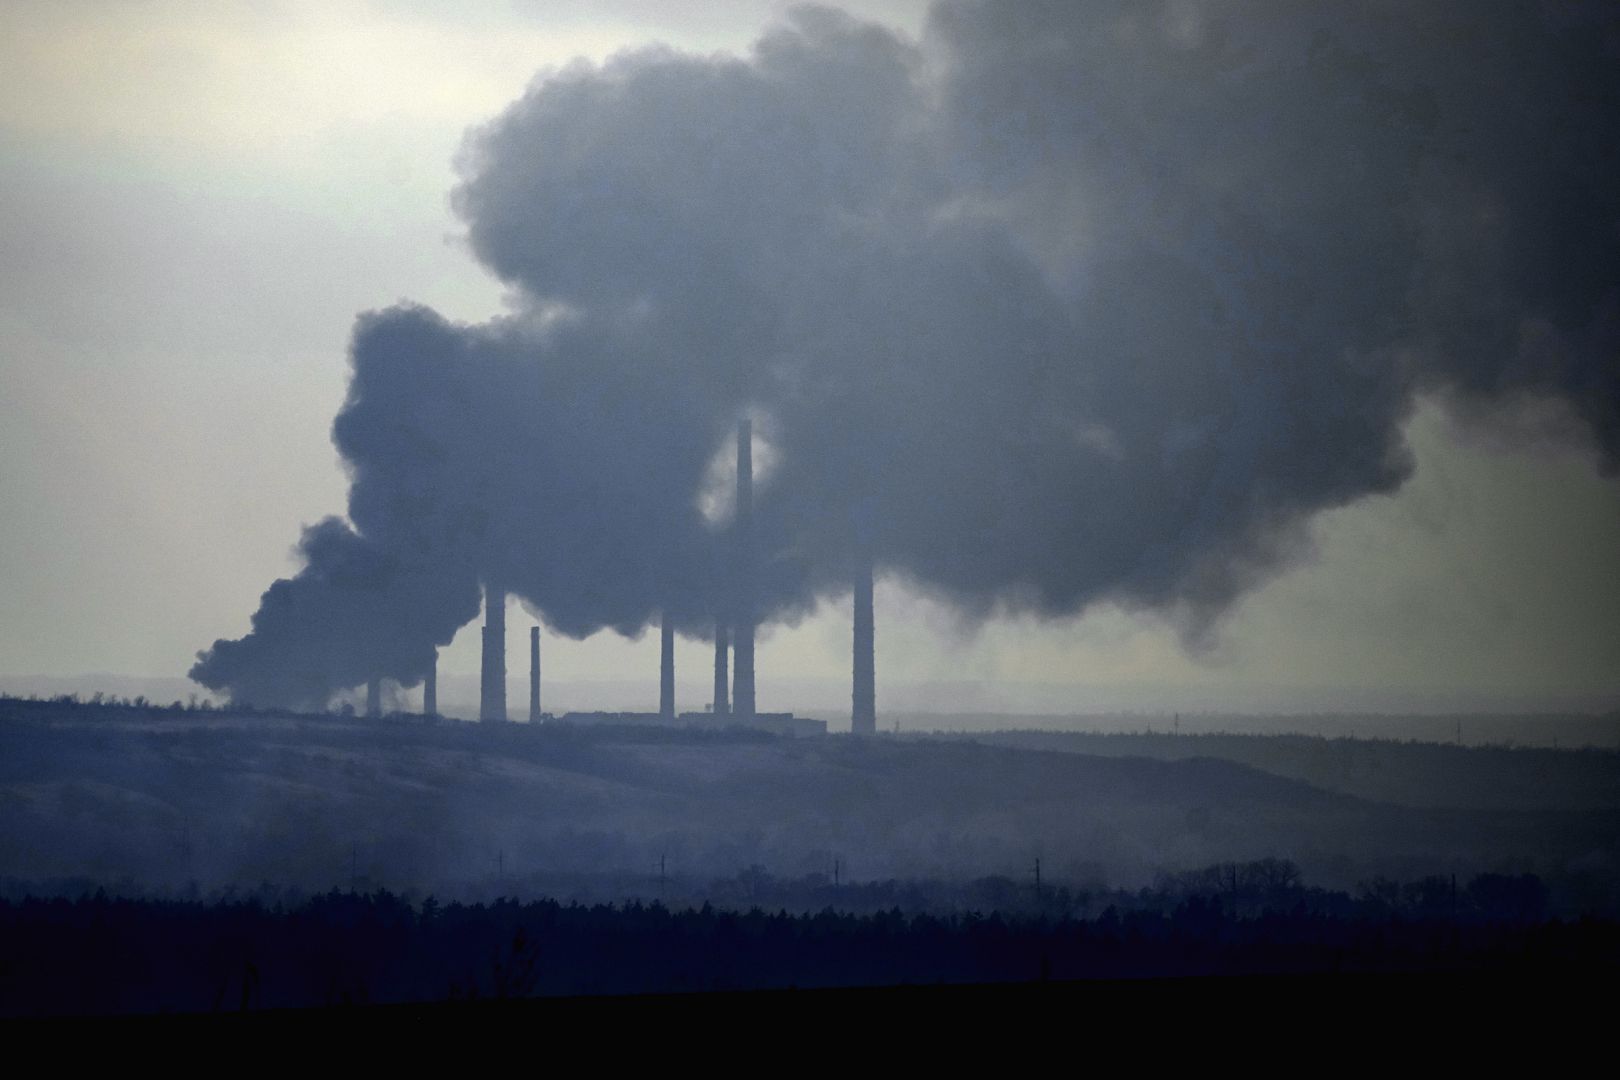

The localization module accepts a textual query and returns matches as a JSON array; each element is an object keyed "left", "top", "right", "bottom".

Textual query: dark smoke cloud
[
  {"left": 914, "top": 0, "right": 1619, "bottom": 617},
  {"left": 189, "top": 517, "right": 478, "bottom": 710},
  {"left": 193, "top": 2, "right": 1618, "bottom": 706}
]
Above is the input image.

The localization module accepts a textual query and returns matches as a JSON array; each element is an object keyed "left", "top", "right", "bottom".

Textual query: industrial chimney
[
  {"left": 366, "top": 676, "right": 381, "bottom": 720},
  {"left": 732, "top": 418, "right": 756, "bottom": 721},
  {"left": 529, "top": 626, "right": 541, "bottom": 723},
  {"left": 712, "top": 618, "right": 729, "bottom": 716},
  {"left": 660, "top": 611, "right": 675, "bottom": 721},
  {"left": 852, "top": 553, "right": 876, "bottom": 734},
  {"left": 480, "top": 584, "right": 507, "bottom": 722},
  {"left": 424, "top": 652, "right": 437, "bottom": 717}
]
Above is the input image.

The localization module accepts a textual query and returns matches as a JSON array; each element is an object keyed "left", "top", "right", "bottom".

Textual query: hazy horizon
[{"left": 6, "top": 669, "right": 1616, "bottom": 732}]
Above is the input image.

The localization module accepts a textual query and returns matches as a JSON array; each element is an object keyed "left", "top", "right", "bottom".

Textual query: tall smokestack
[
  {"left": 659, "top": 611, "right": 675, "bottom": 720},
  {"left": 529, "top": 626, "right": 541, "bottom": 723},
  {"left": 424, "top": 652, "right": 437, "bottom": 717},
  {"left": 712, "top": 618, "right": 729, "bottom": 716},
  {"left": 852, "top": 553, "right": 876, "bottom": 735},
  {"left": 732, "top": 418, "right": 756, "bottom": 721},
  {"left": 366, "top": 676, "right": 381, "bottom": 719},
  {"left": 480, "top": 584, "right": 507, "bottom": 721}
]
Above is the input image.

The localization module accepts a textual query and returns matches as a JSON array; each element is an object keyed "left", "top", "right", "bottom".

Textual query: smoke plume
[{"left": 192, "top": 1, "right": 1619, "bottom": 707}]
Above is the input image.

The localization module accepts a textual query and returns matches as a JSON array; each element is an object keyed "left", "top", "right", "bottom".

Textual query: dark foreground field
[
  {"left": 13, "top": 975, "right": 1619, "bottom": 1061},
  {"left": 3, "top": 888, "right": 1615, "bottom": 1017}
]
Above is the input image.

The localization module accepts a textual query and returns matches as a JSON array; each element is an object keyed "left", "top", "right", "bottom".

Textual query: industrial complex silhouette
[{"left": 389, "top": 419, "right": 844, "bottom": 736}]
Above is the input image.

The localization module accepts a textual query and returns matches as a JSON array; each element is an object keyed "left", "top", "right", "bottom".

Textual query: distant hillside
[
  {"left": 890, "top": 711, "right": 1620, "bottom": 749},
  {"left": 1, "top": 698, "right": 1614, "bottom": 909},
  {"left": 943, "top": 731, "right": 1620, "bottom": 812}
]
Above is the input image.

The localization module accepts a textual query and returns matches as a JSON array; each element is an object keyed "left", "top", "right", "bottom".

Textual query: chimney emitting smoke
[
  {"left": 852, "top": 552, "right": 876, "bottom": 735},
  {"left": 529, "top": 625, "right": 541, "bottom": 723},
  {"left": 732, "top": 418, "right": 756, "bottom": 721},
  {"left": 712, "top": 619, "right": 729, "bottom": 716},
  {"left": 480, "top": 584, "right": 507, "bottom": 721},
  {"left": 659, "top": 611, "right": 675, "bottom": 720},
  {"left": 424, "top": 652, "right": 437, "bottom": 717}
]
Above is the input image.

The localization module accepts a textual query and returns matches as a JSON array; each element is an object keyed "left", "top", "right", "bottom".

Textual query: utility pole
[
  {"left": 1033, "top": 857, "right": 1042, "bottom": 902},
  {"left": 659, "top": 854, "right": 667, "bottom": 899}
]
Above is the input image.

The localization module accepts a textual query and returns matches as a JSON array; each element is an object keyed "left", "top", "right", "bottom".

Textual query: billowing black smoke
[
  {"left": 189, "top": 517, "right": 478, "bottom": 710},
  {"left": 192, "top": 2, "right": 1619, "bottom": 706}
]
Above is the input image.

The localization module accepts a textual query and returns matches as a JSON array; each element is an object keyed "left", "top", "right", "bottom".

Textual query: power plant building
[{"left": 555, "top": 710, "right": 825, "bottom": 737}]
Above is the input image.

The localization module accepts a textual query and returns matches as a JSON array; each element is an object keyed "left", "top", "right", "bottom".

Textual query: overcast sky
[{"left": 1, "top": 1, "right": 1616, "bottom": 717}]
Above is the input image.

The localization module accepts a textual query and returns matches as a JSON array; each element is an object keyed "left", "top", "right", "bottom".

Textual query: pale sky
[{"left": 1, "top": 1, "right": 1616, "bottom": 717}]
